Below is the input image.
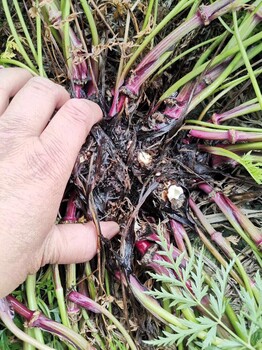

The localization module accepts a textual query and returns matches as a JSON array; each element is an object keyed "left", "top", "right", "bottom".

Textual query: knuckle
[
  {"left": 41, "top": 235, "right": 60, "bottom": 266},
  {"left": 0, "top": 112, "right": 33, "bottom": 135},
  {"left": 0, "top": 120, "right": 24, "bottom": 155},
  {"left": 27, "top": 76, "right": 66, "bottom": 97},
  {"left": 25, "top": 138, "right": 65, "bottom": 181}
]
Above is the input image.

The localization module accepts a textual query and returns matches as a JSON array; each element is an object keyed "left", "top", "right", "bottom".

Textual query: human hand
[{"left": 0, "top": 68, "right": 119, "bottom": 298}]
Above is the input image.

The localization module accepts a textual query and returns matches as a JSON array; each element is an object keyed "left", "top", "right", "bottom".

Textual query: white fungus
[
  {"left": 167, "top": 185, "right": 183, "bottom": 202},
  {"left": 137, "top": 151, "right": 152, "bottom": 166}
]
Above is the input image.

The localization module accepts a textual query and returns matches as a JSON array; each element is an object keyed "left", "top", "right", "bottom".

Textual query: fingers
[
  {"left": 0, "top": 68, "right": 32, "bottom": 115},
  {"left": 1, "top": 76, "right": 70, "bottom": 135},
  {"left": 42, "top": 221, "right": 119, "bottom": 265},
  {"left": 40, "top": 99, "right": 102, "bottom": 176}
]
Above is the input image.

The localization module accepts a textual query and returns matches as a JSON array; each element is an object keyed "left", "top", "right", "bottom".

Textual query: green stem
[
  {"left": 100, "top": 310, "right": 134, "bottom": 350},
  {"left": 81, "top": 309, "right": 106, "bottom": 349},
  {"left": 194, "top": 31, "right": 228, "bottom": 68},
  {"left": 66, "top": 264, "right": 79, "bottom": 333},
  {"left": 0, "top": 309, "right": 54, "bottom": 350},
  {"left": 185, "top": 120, "right": 262, "bottom": 132},
  {"left": 225, "top": 303, "right": 246, "bottom": 340},
  {"left": 154, "top": 36, "right": 218, "bottom": 80},
  {"left": 198, "top": 85, "right": 236, "bottom": 121},
  {"left": 218, "top": 67, "right": 262, "bottom": 91},
  {"left": 85, "top": 262, "right": 96, "bottom": 300},
  {"left": 178, "top": 343, "right": 184, "bottom": 350},
  {"left": 61, "top": 0, "right": 72, "bottom": 79},
  {"left": 142, "top": 0, "right": 155, "bottom": 31},
  {"left": 26, "top": 275, "right": 44, "bottom": 344},
  {"left": 117, "top": 0, "right": 194, "bottom": 85},
  {"left": 226, "top": 143, "right": 262, "bottom": 152},
  {"left": 162, "top": 297, "right": 173, "bottom": 333},
  {"left": 0, "top": 58, "right": 37, "bottom": 75},
  {"left": 183, "top": 125, "right": 262, "bottom": 134},
  {"left": 52, "top": 265, "right": 71, "bottom": 329},
  {"left": 35, "top": 0, "right": 45, "bottom": 77},
  {"left": 2, "top": 0, "right": 37, "bottom": 72},
  {"left": 233, "top": 11, "right": 262, "bottom": 109},
  {"left": 235, "top": 258, "right": 255, "bottom": 298},
  {"left": 105, "top": 269, "right": 113, "bottom": 318},
  {"left": 97, "top": 306, "right": 138, "bottom": 350},
  {"left": 23, "top": 329, "right": 36, "bottom": 350},
  {"left": 12, "top": 0, "right": 38, "bottom": 62},
  {"left": 195, "top": 227, "right": 243, "bottom": 285},
  {"left": 184, "top": 234, "right": 193, "bottom": 256},
  {"left": 79, "top": 0, "right": 99, "bottom": 46},
  {"left": 188, "top": 53, "right": 242, "bottom": 112},
  {"left": 224, "top": 0, "right": 262, "bottom": 51},
  {"left": 159, "top": 32, "right": 262, "bottom": 102},
  {"left": 115, "top": 8, "right": 131, "bottom": 87},
  {"left": 151, "top": 0, "right": 159, "bottom": 48},
  {"left": 187, "top": 0, "right": 202, "bottom": 18},
  {"left": 218, "top": 16, "right": 235, "bottom": 35}
]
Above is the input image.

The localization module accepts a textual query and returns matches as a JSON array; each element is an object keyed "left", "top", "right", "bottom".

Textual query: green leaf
[
  {"left": 147, "top": 272, "right": 183, "bottom": 287},
  {"left": 202, "top": 326, "right": 217, "bottom": 348},
  {"left": 190, "top": 249, "right": 208, "bottom": 302},
  {"left": 216, "top": 339, "right": 246, "bottom": 349}
]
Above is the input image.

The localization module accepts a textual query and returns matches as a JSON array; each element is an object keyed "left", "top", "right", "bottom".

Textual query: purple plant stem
[
  {"left": 199, "top": 184, "right": 262, "bottom": 249},
  {"left": 135, "top": 239, "right": 153, "bottom": 256},
  {"left": 45, "top": 3, "right": 90, "bottom": 97},
  {"left": 190, "top": 129, "right": 262, "bottom": 143},
  {"left": 170, "top": 220, "right": 187, "bottom": 254},
  {"left": 68, "top": 292, "right": 138, "bottom": 350},
  {"left": 134, "top": 236, "right": 239, "bottom": 328},
  {"left": 135, "top": 236, "right": 191, "bottom": 290},
  {"left": 147, "top": 233, "right": 187, "bottom": 266},
  {"left": 6, "top": 296, "right": 93, "bottom": 350},
  {"left": 210, "top": 153, "right": 238, "bottom": 168},
  {"left": 221, "top": 193, "right": 262, "bottom": 248},
  {"left": 109, "top": 0, "right": 237, "bottom": 116},
  {"left": 122, "top": 52, "right": 172, "bottom": 97},
  {"left": 86, "top": 59, "right": 99, "bottom": 97},
  {"left": 128, "top": 274, "right": 168, "bottom": 324},
  {"left": 125, "top": 0, "right": 235, "bottom": 96},
  {"left": 63, "top": 192, "right": 77, "bottom": 223},
  {"left": 114, "top": 270, "right": 128, "bottom": 286},
  {"left": 69, "top": 29, "right": 90, "bottom": 97},
  {"left": 163, "top": 60, "right": 229, "bottom": 119},
  {"left": 6, "top": 295, "right": 33, "bottom": 320},
  {"left": 68, "top": 291, "right": 101, "bottom": 314},
  {"left": 0, "top": 298, "right": 53, "bottom": 350},
  {"left": 162, "top": 81, "right": 197, "bottom": 120},
  {"left": 189, "top": 198, "right": 234, "bottom": 257},
  {"left": 212, "top": 100, "right": 260, "bottom": 124},
  {"left": 62, "top": 192, "right": 80, "bottom": 319},
  {"left": 108, "top": 92, "right": 126, "bottom": 118}
]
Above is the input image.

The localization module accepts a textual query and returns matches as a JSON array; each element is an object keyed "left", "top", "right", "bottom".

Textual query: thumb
[{"left": 41, "top": 221, "right": 119, "bottom": 265}]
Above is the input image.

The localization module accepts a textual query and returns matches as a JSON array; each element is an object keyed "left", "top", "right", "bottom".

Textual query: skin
[{"left": 0, "top": 68, "right": 119, "bottom": 298}]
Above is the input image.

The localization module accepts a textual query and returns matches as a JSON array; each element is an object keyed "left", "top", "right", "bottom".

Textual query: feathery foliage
[{"left": 145, "top": 228, "right": 262, "bottom": 349}]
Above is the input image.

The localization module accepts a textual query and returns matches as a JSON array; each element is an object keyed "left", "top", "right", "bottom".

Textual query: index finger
[
  {"left": 40, "top": 98, "right": 102, "bottom": 179},
  {"left": 0, "top": 67, "right": 32, "bottom": 115},
  {"left": 1, "top": 76, "right": 70, "bottom": 136}
]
